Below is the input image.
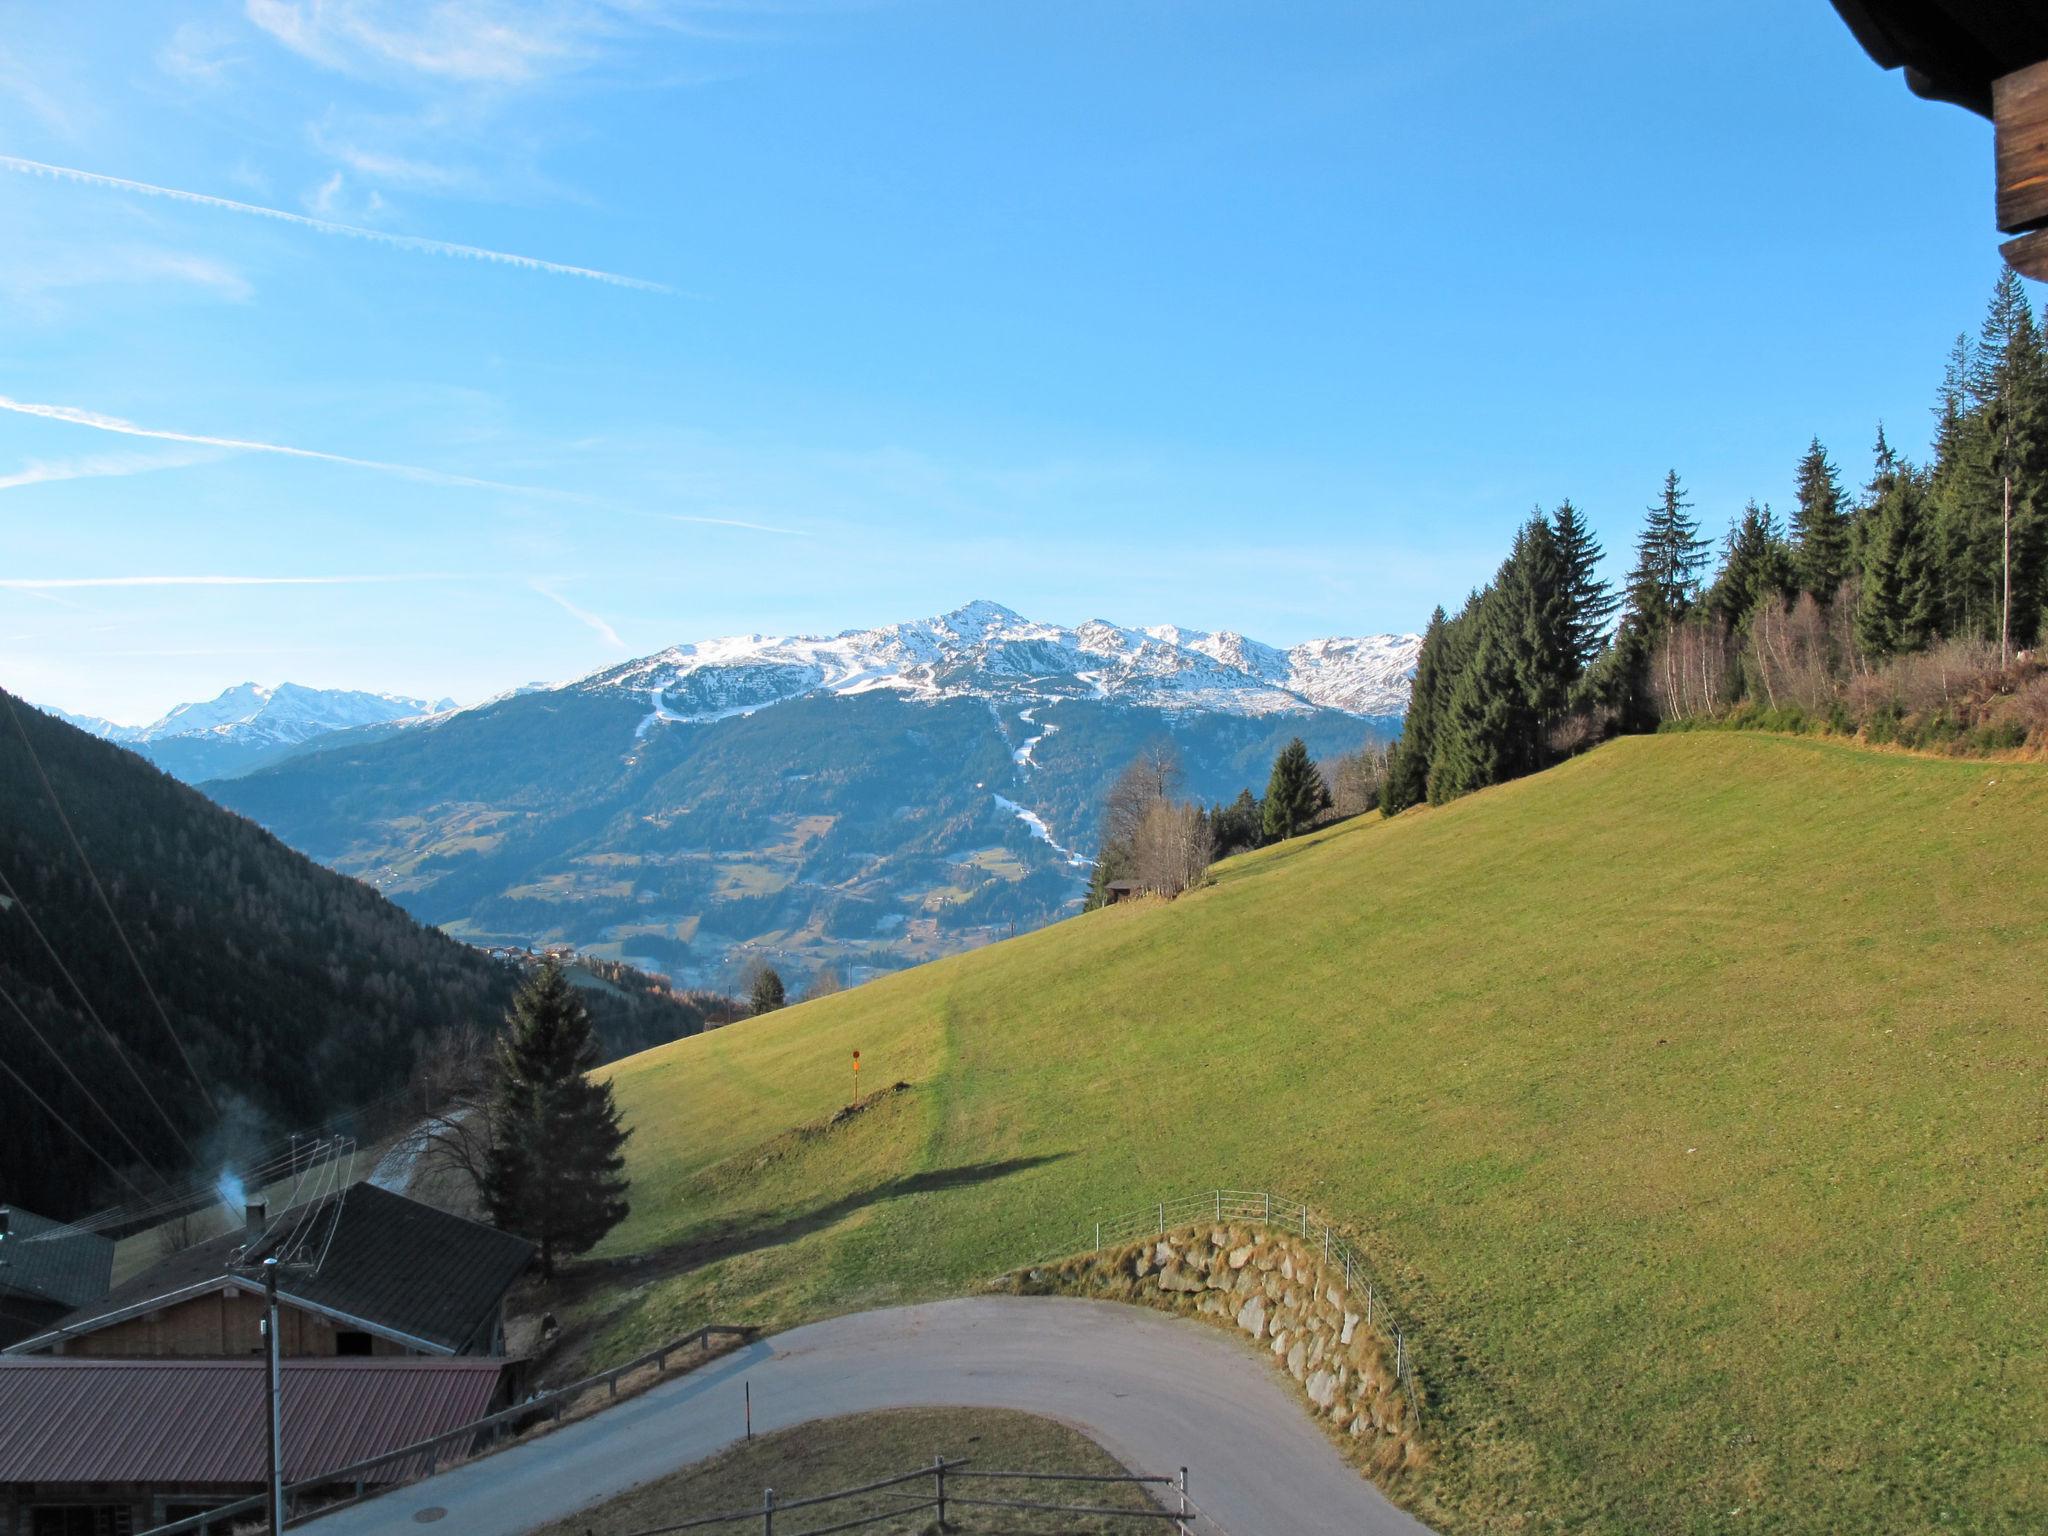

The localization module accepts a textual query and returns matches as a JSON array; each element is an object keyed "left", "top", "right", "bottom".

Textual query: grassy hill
[{"left": 573, "top": 733, "right": 2048, "bottom": 1534}]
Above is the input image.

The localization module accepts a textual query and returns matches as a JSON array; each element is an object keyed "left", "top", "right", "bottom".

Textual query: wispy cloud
[
  {"left": 0, "top": 394, "right": 568, "bottom": 496},
  {"left": 0, "top": 574, "right": 466, "bottom": 589},
  {"left": 532, "top": 582, "right": 625, "bottom": 647},
  {"left": 0, "top": 448, "right": 219, "bottom": 493},
  {"left": 660, "top": 512, "right": 806, "bottom": 536},
  {"left": 0, "top": 154, "right": 671, "bottom": 292}
]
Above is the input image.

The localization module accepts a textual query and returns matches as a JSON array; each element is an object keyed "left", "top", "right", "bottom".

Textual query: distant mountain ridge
[
  {"left": 598, "top": 600, "right": 1418, "bottom": 728},
  {"left": 206, "top": 602, "right": 1417, "bottom": 993},
  {"left": 42, "top": 682, "right": 452, "bottom": 782}
]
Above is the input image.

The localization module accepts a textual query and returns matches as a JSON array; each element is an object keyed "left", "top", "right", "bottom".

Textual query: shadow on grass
[{"left": 553, "top": 1153, "right": 1070, "bottom": 1300}]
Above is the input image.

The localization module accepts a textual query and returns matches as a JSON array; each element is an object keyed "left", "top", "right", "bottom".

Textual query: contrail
[
  {"left": 0, "top": 574, "right": 464, "bottom": 589},
  {"left": 0, "top": 448, "right": 216, "bottom": 493},
  {"left": 0, "top": 154, "right": 671, "bottom": 293},
  {"left": 0, "top": 395, "right": 564, "bottom": 496},
  {"left": 532, "top": 583, "right": 626, "bottom": 647}
]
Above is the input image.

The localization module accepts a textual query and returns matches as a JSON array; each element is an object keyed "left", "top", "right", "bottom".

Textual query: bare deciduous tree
[
  {"left": 1130, "top": 800, "right": 1212, "bottom": 899},
  {"left": 1101, "top": 744, "right": 1183, "bottom": 851},
  {"left": 408, "top": 1022, "right": 499, "bottom": 1205},
  {"left": 1323, "top": 743, "right": 1391, "bottom": 818},
  {"left": 1650, "top": 618, "right": 1739, "bottom": 721}
]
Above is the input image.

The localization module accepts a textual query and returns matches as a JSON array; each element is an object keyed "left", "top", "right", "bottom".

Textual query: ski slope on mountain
[{"left": 579, "top": 733, "right": 2048, "bottom": 1535}]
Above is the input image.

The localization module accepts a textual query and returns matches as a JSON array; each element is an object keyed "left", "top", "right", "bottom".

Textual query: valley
[{"left": 201, "top": 603, "right": 1413, "bottom": 989}]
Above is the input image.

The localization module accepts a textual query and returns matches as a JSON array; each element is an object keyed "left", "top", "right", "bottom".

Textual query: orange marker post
[{"left": 852, "top": 1049, "right": 861, "bottom": 1108}]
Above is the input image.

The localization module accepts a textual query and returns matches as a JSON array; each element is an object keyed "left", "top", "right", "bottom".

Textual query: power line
[
  {"left": 0, "top": 977, "right": 160, "bottom": 1173},
  {"left": 0, "top": 1042, "right": 150, "bottom": 1203},
  {"left": 0, "top": 861, "right": 198, "bottom": 1162},
  {"left": 1, "top": 692, "right": 218, "bottom": 1115}
]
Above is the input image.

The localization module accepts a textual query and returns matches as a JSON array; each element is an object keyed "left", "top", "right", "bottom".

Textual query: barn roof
[
  {"left": 0, "top": 1206, "right": 115, "bottom": 1310},
  {"left": 0, "top": 1356, "right": 503, "bottom": 1485},
  {"left": 1829, "top": 1, "right": 2048, "bottom": 115},
  {"left": 5, "top": 1183, "right": 532, "bottom": 1357}
]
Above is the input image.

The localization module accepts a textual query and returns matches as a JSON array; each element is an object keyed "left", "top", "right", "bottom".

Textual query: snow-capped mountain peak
[{"left": 578, "top": 601, "right": 1418, "bottom": 732}]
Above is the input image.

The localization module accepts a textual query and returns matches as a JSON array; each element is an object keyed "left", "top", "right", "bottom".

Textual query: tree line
[
  {"left": 1084, "top": 734, "right": 1390, "bottom": 906},
  {"left": 1379, "top": 270, "right": 2048, "bottom": 808}
]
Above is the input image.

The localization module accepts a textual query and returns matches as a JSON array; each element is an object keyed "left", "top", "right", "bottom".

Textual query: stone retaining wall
[{"left": 995, "top": 1222, "right": 1424, "bottom": 1476}]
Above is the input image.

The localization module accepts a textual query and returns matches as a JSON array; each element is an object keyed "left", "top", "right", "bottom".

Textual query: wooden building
[
  {"left": 0, "top": 1355, "right": 505, "bottom": 1536},
  {"left": 1828, "top": 2, "right": 2048, "bottom": 277},
  {"left": 3, "top": 1185, "right": 531, "bottom": 1362}
]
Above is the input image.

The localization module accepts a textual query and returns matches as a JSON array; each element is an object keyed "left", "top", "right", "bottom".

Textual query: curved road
[{"left": 305, "top": 1297, "right": 1436, "bottom": 1536}]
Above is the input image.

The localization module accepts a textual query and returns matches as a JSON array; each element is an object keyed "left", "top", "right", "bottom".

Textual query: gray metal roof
[
  {"left": 9, "top": 1184, "right": 532, "bottom": 1356},
  {"left": 0, "top": 1207, "right": 115, "bottom": 1309},
  {"left": 0, "top": 1356, "right": 503, "bottom": 1484}
]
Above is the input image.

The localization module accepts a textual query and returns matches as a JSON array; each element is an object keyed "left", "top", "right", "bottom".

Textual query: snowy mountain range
[
  {"left": 43, "top": 682, "right": 450, "bottom": 782},
  {"left": 194, "top": 601, "right": 1415, "bottom": 993},
  {"left": 588, "top": 601, "right": 1419, "bottom": 733}
]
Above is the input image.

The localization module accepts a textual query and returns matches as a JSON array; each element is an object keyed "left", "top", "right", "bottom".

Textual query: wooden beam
[
  {"left": 2001, "top": 228, "right": 2048, "bottom": 282},
  {"left": 1994, "top": 58, "right": 2048, "bottom": 234}
]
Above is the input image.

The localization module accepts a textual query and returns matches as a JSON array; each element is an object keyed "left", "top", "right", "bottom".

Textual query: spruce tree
[
  {"left": 1380, "top": 607, "right": 1449, "bottom": 816},
  {"left": 748, "top": 963, "right": 787, "bottom": 1015},
  {"left": 1428, "top": 598, "right": 1524, "bottom": 803},
  {"left": 1857, "top": 462, "right": 1937, "bottom": 659},
  {"left": 1624, "top": 471, "right": 1711, "bottom": 636},
  {"left": 1260, "top": 737, "right": 1327, "bottom": 841},
  {"left": 1501, "top": 513, "right": 1575, "bottom": 737},
  {"left": 1791, "top": 439, "right": 1852, "bottom": 602},
  {"left": 482, "top": 961, "right": 632, "bottom": 1279},
  {"left": 1707, "top": 501, "right": 1795, "bottom": 632},
  {"left": 1550, "top": 499, "right": 1617, "bottom": 677}
]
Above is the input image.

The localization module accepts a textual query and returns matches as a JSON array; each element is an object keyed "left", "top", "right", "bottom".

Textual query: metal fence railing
[
  {"left": 1041, "top": 1188, "right": 1424, "bottom": 1412},
  {"left": 607, "top": 1456, "right": 1232, "bottom": 1535},
  {"left": 135, "top": 1323, "right": 756, "bottom": 1536}
]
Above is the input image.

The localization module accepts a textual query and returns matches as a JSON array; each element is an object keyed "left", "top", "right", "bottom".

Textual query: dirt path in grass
[{"left": 301, "top": 1296, "right": 1435, "bottom": 1536}]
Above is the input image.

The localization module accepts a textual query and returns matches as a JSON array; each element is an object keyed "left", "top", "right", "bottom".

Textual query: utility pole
[
  {"left": 263, "top": 1257, "right": 285, "bottom": 1534},
  {"left": 2004, "top": 471, "right": 2014, "bottom": 668}
]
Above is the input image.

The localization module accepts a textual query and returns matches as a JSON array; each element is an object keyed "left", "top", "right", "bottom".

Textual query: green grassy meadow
[{"left": 574, "top": 734, "right": 2048, "bottom": 1535}]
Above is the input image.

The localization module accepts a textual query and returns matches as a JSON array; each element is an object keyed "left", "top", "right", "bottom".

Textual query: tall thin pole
[
  {"left": 263, "top": 1258, "right": 285, "bottom": 1534},
  {"left": 2003, "top": 472, "right": 2014, "bottom": 668}
]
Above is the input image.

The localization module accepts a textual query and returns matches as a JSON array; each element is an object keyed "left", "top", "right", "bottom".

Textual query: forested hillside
[
  {"left": 1383, "top": 272, "right": 2048, "bottom": 811},
  {"left": 0, "top": 692, "right": 701, "bottom": 1218}
]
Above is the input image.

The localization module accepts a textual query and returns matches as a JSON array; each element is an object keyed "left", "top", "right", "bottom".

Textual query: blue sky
[{"left": 0, "top": 0, "right": 2015, "bottom": 722}]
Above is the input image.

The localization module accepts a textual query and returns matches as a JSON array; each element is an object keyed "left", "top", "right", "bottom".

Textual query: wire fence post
[
  {"left": 1322, "top": 1225, "right": 1330, "bottom": 1264},
  {"left": 761, "top": 1486, "right": 775, "bottom": 1535},
  {"left": 1300, "top": 1204, "right": 1308, "bottom": 1238},
  {"left": 1344, "top": 1248, "right": 1352, "bottom": 1290},
  {"left": 1177, "top": 1466, "right": 1190, "bottom": 1535},
  {"left": 1214, "top": 1190, "right": 1222, "bottom": 1222},
  {"left": 1157, "top": 1202, "right": 1165, "bottom": 1236},
  {"left": 933, "top": 1456, "right": 947, "bottom": 1529},
  {"left": 1095, "top": 1220, "right": 1102, "bottom": 1252},
  {"left": 1262, "top": 1192, "right": 1270, "bottom": 1223}
]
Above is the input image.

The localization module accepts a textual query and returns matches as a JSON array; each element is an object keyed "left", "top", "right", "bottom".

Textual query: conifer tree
[
  {"left": 1706, "top": 501, "right": 1795, "bottom": 632},
  {"left": 1499, "top": 514, "right": 1575, "bottom": 738},
  {"left": 747, "top": 963, "right": 787, "bottom": 1015},
  {"left": 1550, "top": 499, "right": 1617, "bottom": 677},
  {"left": 1624, "top": 471, "right": 1711, "bottom": 636},
  {"left": 1260, "top": 737, "right": 1327, "bottom": 841},
  {"left": 1791, "top": 439, "right": 1852, "bottom": 601},
  {"left": 1428, "top": 598, "right": 1525, "bottom": 802},
  {"left": 482, "top": 961, "right": 632, "bottom": 1278},
  {"left": 1380, "top": 606, "right": 1449, "bottom": 815},
  {"left": 1857, "top": 459, "right": 1937, "bottom": 659}
]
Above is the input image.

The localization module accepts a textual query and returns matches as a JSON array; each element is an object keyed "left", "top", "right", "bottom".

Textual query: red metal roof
[{"left": 0, "top": 1356, "right": 504, "bottom": 1485}]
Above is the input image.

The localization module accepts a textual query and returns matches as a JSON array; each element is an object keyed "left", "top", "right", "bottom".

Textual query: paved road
[{"left": 305, "top": 1297, "right": 1436, "bottom": 1536}]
